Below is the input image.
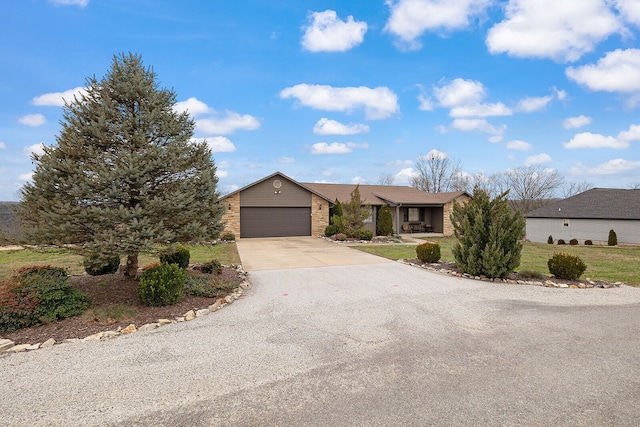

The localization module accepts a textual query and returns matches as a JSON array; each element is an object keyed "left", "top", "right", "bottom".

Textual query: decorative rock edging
[
  {"left": 398, "top": 259, "right": 625, "bottom": 289},
  {"left": 0, "top": 265, "right": 251, "bottom": 356}
]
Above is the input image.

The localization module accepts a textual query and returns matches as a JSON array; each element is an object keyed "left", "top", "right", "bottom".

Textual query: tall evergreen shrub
[
  {"left": 451, "top": 188, "right": 525, "bottom": 278},
  {"left": 376, "top": 205, "right": 393, "bottom": 236}
]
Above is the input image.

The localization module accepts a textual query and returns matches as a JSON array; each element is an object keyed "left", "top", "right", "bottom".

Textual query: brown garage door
[{"left": 240, "top": 207, "right": 311, "bottom": 238}]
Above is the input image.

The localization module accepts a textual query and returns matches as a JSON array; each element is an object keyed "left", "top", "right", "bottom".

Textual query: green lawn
[
  {"left": 353, "top": 237, "right": 640, "bottom": 286},
  {"left": 0, "top": 243, "right": 241, "bottom": 282}
]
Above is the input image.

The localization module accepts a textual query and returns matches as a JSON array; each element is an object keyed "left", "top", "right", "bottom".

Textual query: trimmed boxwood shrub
[
  {"left": 416, "top": 242, "right": 441, "bottom": 263},
  {"left": 584, "top": 240, "right": 593, "bottom": 245},
  {"left": 608, "top": 229, "right": 617, "bottom": 246},
  {"left": 547, "top": 235, "right": 554, "bottom": 244},
  {"left": 357, "top": 229, "right": 374, "bottom": 241},
  {"left": 137, "top": 263, "right": 186, "bottom": 306},
  {"left": 0, "top": 266, "right": 89, "bottom": 332},
  {"left": 557, "top": 239, "right": 566, "bottom": 245},
  {"left": 569, "top": 238, "right": 579, "bottom": 245},
  {"left": 201, "top": 259, "right": 222, "bottom": 275},
  {"left": 159, "top": 245, "right": 190, "bottom": 269},
  {"left": 324, "top": 224, "right": 338, "bottom": 237},
  {"left": 84, "top": 254, "right": 120, "bottom": 276},
  {"left": 548, "top": 253, "right": 587, "bottom": 280}
]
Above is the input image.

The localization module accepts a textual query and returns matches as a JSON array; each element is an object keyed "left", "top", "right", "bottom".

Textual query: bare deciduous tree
[
  {"left": 376, "top": 173, "right": 395, "bottom": 186},
  {"left": 411, "top": 150, "right": 462, "bottom": 193},
  {"left": 497, "top": 166, "right": 563, "bottom": 213},
  {"left": 562, "top": 181, "right": 594, "bottom": 198}
]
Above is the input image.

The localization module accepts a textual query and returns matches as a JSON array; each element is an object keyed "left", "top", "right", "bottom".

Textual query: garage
[{"left": 240, "top": 207, "right": 311, "bottom": 238}]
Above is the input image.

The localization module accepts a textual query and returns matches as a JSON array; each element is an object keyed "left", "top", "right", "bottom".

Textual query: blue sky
[{"left": 1, "top": 0, "right": 640, "bottom": 201}]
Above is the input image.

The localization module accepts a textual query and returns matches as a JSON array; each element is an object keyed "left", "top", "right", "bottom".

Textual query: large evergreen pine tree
[
  {"left": 451, "top": 187, "right": 525, "bottom": 278},
  {"left": 18, "top": 53, "right": 225, "bottom": 277}
]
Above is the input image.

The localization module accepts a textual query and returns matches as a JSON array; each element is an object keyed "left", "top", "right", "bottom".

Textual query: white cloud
[
  {"left": 31, "top": 87, "right": 87, "bottom": 107},
  {"left": 451, "top": 118, "right": 507, "bottom": 138},
  {"left": 18, "top": 172, "right": 34, "bottom": 181},
  {"left": 313, "top": 118, "right": 370, "bottom": 135},
  {"left": 433, "top": 78, "right": 485, "bottom": 107},
  {"left": 563, "top": 115, "right": 592, "bottom": 129},
  {"left": 615, "top": 0, "right": 640, "bottom": 26},
  {"left": 486, "top": 0, "right": 621, "bottom": 62},
  {"left": 563, "top": 124, "right": 640, "bottom": 149},
  {"left": 24, "top": 143, "right": 46, "bottom": 156},
  {"left": 583, "top": 158, "right": 640, "bottom": 175},
  {"left": 417, "top": 94, "right": 434, "bottom": 111},
  {"left": 18, "top": 114, "right": 47, "bottom": 127},
  {"left": 506, "top": 140, "right": 532, "bottom": 150},
  {"left": 566, "top": 49, "right": 640, "bottom": 93},
  {"left": 0, "top": 142, "right": 6, "bottom": 149},
  {"left": 218, "top": 160, "right": 231, "bottom": 168},
  {"left": 384, "top": 0, "right": 491, "bottom": 49},
  {"left": 278, "top": 157, "right": 295, "bottom": 164},
  {"left": 216, "top": 170, "right": 229, "bottom": 179},
  {"left": 280, "top": 84, "right": 399, "bottom": 120},
  {"left": 301, "top": 10, "right": 367, "bottom": 52},
  {"left": 173, "top": 97, "right": 212, "bottom": 116},
  {"left": 385, "top": 159, "right": 414, "bottom": 167},
  {"left": 420, "top": 149, "right": 449, "bottom": 160},
  {"left": 310, "top": 142, "right": 369, "bottom": 155},
  {"left": 192, "top": 137, "right": 236, "bottom": 153},
  {"left": 49, "top": 0, "right": 89, "bottom": 6},
  {"left": 525, "top": 153, "right": 552, "bottom": 165},
  {"left": 351, "top": 176, "right": 367, "bottom": 184},
  {"left": 450, "top": 103, "right": 512, "bottom": 118},
  {"left": 393, "top": 167, "right": 416, "bottom": 185},
  {"left": 516, "top": 95, "right": 553, "bottom": 113},
  {"left": 196, "top": 111, "right": 260, "bottom": 135},
  {"left": 433, "top": 78, "right": 513, "bottom": 118}
]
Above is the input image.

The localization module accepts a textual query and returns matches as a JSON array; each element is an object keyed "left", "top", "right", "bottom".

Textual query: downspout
[{"left": 396, "top": 204, "right": 402, "bottom": 235}]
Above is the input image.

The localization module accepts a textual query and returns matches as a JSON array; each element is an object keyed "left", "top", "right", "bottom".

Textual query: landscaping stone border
[
  {"left": 0, "top": 265, "right": 251, "bottom": 356},
  {"left": 399, "top": 259, "right": 625, "bottom": 289}
]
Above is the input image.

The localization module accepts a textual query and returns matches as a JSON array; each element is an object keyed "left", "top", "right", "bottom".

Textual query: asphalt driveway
[
  {"left": 236, "top": 236, "right": 393, "bottom": 271},
  {"left": 2, "top": 242, "right": 640, "bottom": 426}
]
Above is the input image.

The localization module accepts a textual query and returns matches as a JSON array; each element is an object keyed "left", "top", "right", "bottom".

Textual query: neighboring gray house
[{"left": 526, "top": 188, "right": 640, "bottom": 244}]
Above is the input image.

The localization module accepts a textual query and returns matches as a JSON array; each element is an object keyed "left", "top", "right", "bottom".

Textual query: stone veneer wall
[
  {"left": 220, "top": 193, "right": 241, "bottom": 237},
  {"left": 311, "top": 194, "right": 330, "bottom": 236},
  {"left": 442, "top": 194, "right": 470, "bottom": 236}
]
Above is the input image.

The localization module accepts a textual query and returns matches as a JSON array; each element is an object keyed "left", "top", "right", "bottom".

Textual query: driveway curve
[
  {"left": 2, "top": 241, "right": 640, "bottom": 426},
  {"left": 236, "top": 236, "right": 392, "bottom": 271}
]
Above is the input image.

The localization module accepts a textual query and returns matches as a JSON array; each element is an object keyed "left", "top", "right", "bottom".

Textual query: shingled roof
[
  {"left": 526, "top": 188, "right": 640, "bottom": 220},
  {"left": 301, "top": 182, "right": 467, "bottom": 206}
]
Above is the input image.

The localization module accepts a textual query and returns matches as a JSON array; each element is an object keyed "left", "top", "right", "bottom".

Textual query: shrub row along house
[
  {"left": 219, "top": 172, "right": 470, "bottom": 238},
  {"left": 525, "top": 188, "right": 640, "bottom": 244}
]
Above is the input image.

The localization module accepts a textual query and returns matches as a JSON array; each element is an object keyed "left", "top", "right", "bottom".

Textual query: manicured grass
[
  {"left": 0, "top": 243, "right": 241, "bottom": 282},
  {"left": 353, "top": 237, "right": 640, "bottom": 286}
]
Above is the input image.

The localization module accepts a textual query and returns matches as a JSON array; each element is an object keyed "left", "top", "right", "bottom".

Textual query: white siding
[{"left": 526, "top": 218, "right": 640, "bottom": 244}]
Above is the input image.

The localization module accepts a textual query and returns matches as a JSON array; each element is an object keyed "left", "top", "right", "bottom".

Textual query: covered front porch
[{"left": 388, "top": 205, "right": 445, "bottom": 235}]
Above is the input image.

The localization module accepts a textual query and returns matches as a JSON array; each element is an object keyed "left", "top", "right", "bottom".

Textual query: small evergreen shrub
[
  {"left": 547, "top": 253, "right": 587, "bottom": 280},
  {"left": 324, "top": 224, "right": 338, "bottom": 237},
  {"left": 221, "top": 232, "right": 235, "bottom": 241},
  {"left": 608, "top": 229, "right": 617, "bottom": 246},
  {"left": 517, "top": 270, "right": 546, "bottom": 280},
  {"left": 159, "top": 245, "right": 190, "bottom": 269},
  {"left": 137, "top": 263, "right": 186, "bottom": 306},
  {"left": 584, "top": 240, "right": 593, "bottom": 245},
  {"left": 0, "top": 266, "right": 89, "bottom": 332},
  {"left": 557, "top": 239, "right": 566, "bottom": 245},
  {"left": 357, "top": 229, "right": 374, "bottom": 241},
  {"left": 84, "top": 254, "right": 120, "bottom": 276},
  {"left": 547, "top": 235, "right": 553, "bottom": 244},
  {"left": 416, "top": 242, "right": 441, "bottom": 263},
  {"left": 376, "top": 205, "right": 394, "bottom": 236},
  {"left": 334, "top": 233, "right": 347, "bottom": 241},
  {"left": 569, "top": 238, "right": 579, "bottom": 245},
  {"left": 201, "top": 259, "right": 222, "bottom": 275}
]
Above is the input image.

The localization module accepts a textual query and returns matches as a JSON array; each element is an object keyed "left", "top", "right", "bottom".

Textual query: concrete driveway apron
[{"left": 235, "top": 236, "right": 393, "bottom": 271}]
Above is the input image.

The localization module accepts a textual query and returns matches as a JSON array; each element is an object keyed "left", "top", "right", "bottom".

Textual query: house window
[
  {"left": 408, "top": 208, "right": 420, "bottom": 222},
  {"left": 563, "top": 219, "right": 570, "bottom": 227},
  {"left": 364, "top": 207, "right": 373, "bottom": 223}
]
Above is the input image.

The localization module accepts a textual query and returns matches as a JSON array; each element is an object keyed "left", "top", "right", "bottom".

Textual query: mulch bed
[{"left": 2, "top": 266, "right": 244, "bottom": 345}]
